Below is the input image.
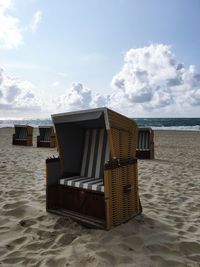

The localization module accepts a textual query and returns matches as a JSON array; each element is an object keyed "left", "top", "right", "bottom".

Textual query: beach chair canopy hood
[{"left": 52, "top": 109, "right": 109, "bottom": 176}]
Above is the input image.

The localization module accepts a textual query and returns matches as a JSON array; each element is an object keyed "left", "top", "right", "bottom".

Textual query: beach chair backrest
[
  {"left": 39, "top": 127, "right": 52, "bottom": 141},
  {"left": 44, "top": 128, "right": 51, "bottom": 141},
  {"left": 15, "top": 126, "right": 28, "bottom": 139},
  {"left": 15, "top": 127, "right": 21, "bottom": 139},
  {"left": 138, "top": 130, "right": 150, "bottom": 150},
  {"left": 80, "top": 128, "right": 110, "bottom": 179},
  {"left": 39, "top": 128, "right": 45, "bottom": 140}
]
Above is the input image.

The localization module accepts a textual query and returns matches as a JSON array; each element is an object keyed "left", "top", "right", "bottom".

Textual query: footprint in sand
[{"left": 96, "top": 251, "right": 117, "bottom": 266}]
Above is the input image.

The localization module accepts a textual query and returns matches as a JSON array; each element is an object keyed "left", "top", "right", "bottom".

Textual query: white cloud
[
  {"left": 1, "top": 43, "right": 200, "bottom": 118},
  {"left": 110, "top": 44, "right": 200, "bottom": 116},
  {"left": 0, "top": 67, "right": 42, "bottom": 117},
  {"left": 0, "top": 2, "right": 43, "bottom": 49},
  {"left": 54, "top": 82, "right": 92, "bottom": 112},
  {"left": 0, "top": 0, "right": 23, "bottom": 49},
  {"left": 53, "top": 82, "right": 108, "bottom": 113},
  {"left": 30, "top": 10, "right": 42, "bottom": 33},
  {"left": 51, "top": 45, "right": 200, "bottom": 117}
]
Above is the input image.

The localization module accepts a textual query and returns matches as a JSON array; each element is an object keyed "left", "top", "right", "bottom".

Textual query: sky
[{"left": 0, "top": 0, "right": 200, "bottom": 119}]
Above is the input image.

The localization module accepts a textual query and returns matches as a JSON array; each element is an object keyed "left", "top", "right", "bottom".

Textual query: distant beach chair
[
  {"left": 12, "top": 125, "right": 33, "bottom": 146},
  {"left": 136, "top": 128, "right": 154, "bottom": 159},
  {"left": 37, "top": 126, "right": 56, "bottom": 148},
  {"left": 46, "top": 107, "right": 142, "bottom": 229}
]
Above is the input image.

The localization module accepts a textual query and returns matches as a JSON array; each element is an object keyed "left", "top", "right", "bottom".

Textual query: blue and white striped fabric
[
  {"left": 59, "top": 128, "right": 110, "bottom": 192},
  {"left": 137, "top": 131, "right": 150, "bottom": 151},
  {"left": 59, "top": 176, "right": 104, "bottom": 192}
]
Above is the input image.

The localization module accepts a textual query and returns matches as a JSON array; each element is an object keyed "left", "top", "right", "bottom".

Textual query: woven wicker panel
[
  {"left": 150, "top": 129, "right": 154, "bottom": 159},
  {"left": 109, "top": 128, "right": 136, "bottom": 160},
  {"left": 104, "top": 162, "right": 139, "bottom": 229},
  {"left": 27, "top": 126, "right": 33, "bottom": 135},
  {"left": 26, "top": 126, "right": 33, "bottom": 146},
  {"left": 126, "top": 164, "right": 139, "bottom": 214},
  {"left": 107, "top": 109, "right": 138, "bottom": 159},
  {"left": 107, "top": 109, "right": 137, "bottom": 131}
]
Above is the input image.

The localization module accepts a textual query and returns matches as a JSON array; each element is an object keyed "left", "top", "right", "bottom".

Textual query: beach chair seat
[
  {"left": 12, "top": 125, "right": 33, "bottom": 146},
  {"left": 59, "top": 128, "right": 109, "bottom": 192},
  {"left": 46, "top": 108, "right": 142, "bottom": 229},
  {"left": 60, "top": 176, "right": 104, "bottom": 192},
  {"left": 37, "top": 126, "right": 56, "bottom": 148},
  {"left": 136, "top": 128, "right": 154, "bottom": 159}
]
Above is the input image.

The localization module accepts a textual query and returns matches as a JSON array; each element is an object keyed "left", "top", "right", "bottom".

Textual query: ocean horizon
[{"left": 0, "top": 118, "right": 200, "bottom": 131}]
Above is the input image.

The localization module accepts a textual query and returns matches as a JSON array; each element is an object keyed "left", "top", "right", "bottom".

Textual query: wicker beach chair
[
  {"left": 12, "top": 125, "right": 33, "bottom": 146},
  {"left": 37, "top": 126, "right": 56, "bottom": 148},
  {"left": 136, "top": 128, "right": 154, "bottom": 159},
  {"left": 46, "top": 108, "right": 142, "bottom": 229}
]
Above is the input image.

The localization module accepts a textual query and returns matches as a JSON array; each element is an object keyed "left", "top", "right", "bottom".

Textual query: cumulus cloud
[
  {"left": 2, "top": 43, "right": 200, "bottom": 117},
  {"left": 0, "top": 67, "right": 42, "bottom": 117},
  {"left": 40, "top": 44, "right": 200, "bottom": 117},
  {"left": 53, "top": 82, "right": 108, "bottom": 112},
  {"left": 0, "top": 0, "right": 23, "bottom": 49},
  {"left": 0, "top": 2, "right": 43, "bottom": 49},
  {"left": 52, "top": 45, "right": 200, "bottom": 117},
  {"left": 110, "top": 44, "right": 200, "bottom": 116},
  {"left": 30, "top": 10, "right": 42, "bottom": 33}
]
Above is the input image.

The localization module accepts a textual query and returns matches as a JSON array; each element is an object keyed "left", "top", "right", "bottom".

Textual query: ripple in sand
[
  {"left": 179, "top": 241, "right": 200, "bottom": 254},
  {"left": 96, "top": 251, "right": 117, "bottom": 266},
  {"left": 2, "top": 256, "right": 24, "bottom": 265},
  {"left": 55, "top": 233, "right": 77, "bottom": 246},
  {"left": 2, "top": 201, "right": 27, "bottom": 210},
  {"left": 4, "top": 204, "right": 39, "bottom": 218}
]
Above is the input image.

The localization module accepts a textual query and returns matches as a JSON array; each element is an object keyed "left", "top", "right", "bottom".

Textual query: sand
[{"left": 0, "top": 128, "right": 200, "bottom": 267}]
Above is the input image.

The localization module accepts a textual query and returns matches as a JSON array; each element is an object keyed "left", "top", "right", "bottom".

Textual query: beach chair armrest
[
  {"left": 46, "top": 157, "right": 62, "bottom": 185},
  {"left": 105, "top": 158, "right": 137, "bottom": 170}
]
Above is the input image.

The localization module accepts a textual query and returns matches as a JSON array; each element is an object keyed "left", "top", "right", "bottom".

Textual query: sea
[{"left": 0, "top": 118, "right": 200, "bottom": 131}]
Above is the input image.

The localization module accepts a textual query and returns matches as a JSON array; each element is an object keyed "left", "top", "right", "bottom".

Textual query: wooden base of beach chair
[
  {"left": 49, "top": 209, "right": 105, "bottom": 229},
  {"left": 136, "top": 150, "right": 154, "bottom": 159},
  {"left": 12, "top": 138, "right": 32, "bottom": 146},
  {"left": 37, "top": 140, "right": 56, "bottom": 148},
  {"left": 46, "top": 185, "right": 106, "bottom": 228}
]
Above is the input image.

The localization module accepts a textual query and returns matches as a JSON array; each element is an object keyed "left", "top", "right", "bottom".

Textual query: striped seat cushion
[
  {"left": 60, "top": 176, "right": 104, "bottom": 192},
  {"left": 137, "top": 131, "right": 150, "bottom": 151},
  {"left": 59, "top": 128, "right": 109, "bottom": 192}
]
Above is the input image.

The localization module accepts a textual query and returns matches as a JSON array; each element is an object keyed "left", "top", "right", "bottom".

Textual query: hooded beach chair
[
  {"left": 136, "top": 128, "right": 154, "bottom": 159},
  {"left": 37, "top": 126, "right": 56, "bottom": 148},
  {"left": 46, "top": 108, "right": 142, "bottom": 229},
  {"left": 12, "top": 125, "right": 33, "bottom": 146}
]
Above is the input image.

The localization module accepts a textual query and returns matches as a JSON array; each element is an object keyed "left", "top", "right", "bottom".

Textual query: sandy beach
[{"left": 0, "top": 127, "right": 200, "bottom": 267}]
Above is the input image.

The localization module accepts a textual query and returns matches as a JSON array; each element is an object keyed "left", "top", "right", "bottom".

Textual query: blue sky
[{"left": 0, "top": 0, "right": 200, "bottom": 118}]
